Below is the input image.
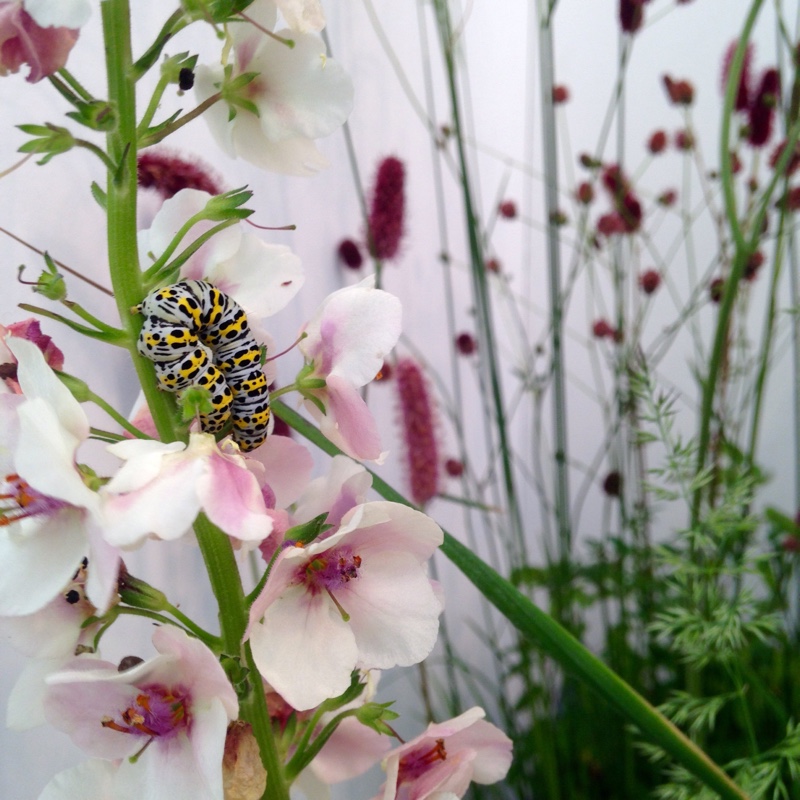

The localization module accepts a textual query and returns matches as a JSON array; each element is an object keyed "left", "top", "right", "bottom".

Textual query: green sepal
[
  {"left": 284, "top": 513, "right": 332, "bottom": 546},
  {"left": 181, "top": 0, "right": 256, "bottom": 24},
  {"left": 24, "top": 252, "right": 67, "bottom": 300},
  {"left": 179, "top": 385, "right": 215, "bottom": 422},
  {"left": 91, "top": 181, "right": 108, "bottom": 209},
  {"left": 65, "top": 100, "right": 117, "bottom": 132},
  {"left": 161, "top": 51, "right": 198, "bottom": 85},
  {"left": 354, "top": 701, "right": 399, "bottom": 737},
  {"left": 55, "top": 370, "right": 92, "bottom": 403},
  {"left": 203, "top": 186, "right": 254, "bottom": 221},
  {"left": 220, "top": 654, "right": 252, "bottom": 700},
  {"left": 117, "top": 568, "right": 170, "bottom": 612},
  {"left": 17, "top": 123, "right": 76, "bottom": 164}
]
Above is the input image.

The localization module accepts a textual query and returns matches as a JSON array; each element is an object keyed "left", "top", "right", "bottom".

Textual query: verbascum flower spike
[
  {"left": 367, "top": 156, "right": 406, "bottom": 261},
  {"left": 395, "top": 357, "right": 441, "bottom": 507}
]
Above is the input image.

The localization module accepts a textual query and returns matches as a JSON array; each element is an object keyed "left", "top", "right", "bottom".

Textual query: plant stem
[
  {"left": 101, "top": 4, "right": 287, "bottom": 798},
  {"left": 271, "top": 400, "right": 747, "bottom": 800}
]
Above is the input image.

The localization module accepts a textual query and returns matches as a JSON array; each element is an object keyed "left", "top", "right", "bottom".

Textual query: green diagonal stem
[{"left": 271, "top": 400, "right": 747, "bottom": 800}]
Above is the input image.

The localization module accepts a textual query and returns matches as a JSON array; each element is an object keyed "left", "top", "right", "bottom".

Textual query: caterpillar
[{"left": 135, "top": 279, "right": 271, "bottom": 452}]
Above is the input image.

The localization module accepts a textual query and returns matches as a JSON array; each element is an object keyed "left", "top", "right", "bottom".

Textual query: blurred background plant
[{"left": 331, "top": 0, "right": 800, "bottom": 796}]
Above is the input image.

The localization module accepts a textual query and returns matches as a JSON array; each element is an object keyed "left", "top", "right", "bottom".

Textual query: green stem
[
  {"left": 138, "top": 93, "right": 222, "bottom": 148},
  {"left": 87, "top": 389, "right": 152, "bottom": 439},
  {"left": 75, "top": 138, "right": 118, "bottom": 172},
  {"left": 271, "top": 400, "right": 747, "bottom": 800},
  {"left": 101, "top": 4, "right": 288, "bottom": 798},
  {"left": 55, "top": 68, "right": 94, "bottom": 102},
  {"left": 137, "top": 74, "right": 171, "bottom": 134},
  {"left": 431, "top": 0, "right": 527, "bottom": 567},
  {"left": 692, "top": 0, "right": 765, "bottom": 525}
]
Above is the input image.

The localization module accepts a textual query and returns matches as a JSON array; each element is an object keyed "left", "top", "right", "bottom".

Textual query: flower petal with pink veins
[{"left": 249, "top": 584, "right": 359, "bottom": 710}]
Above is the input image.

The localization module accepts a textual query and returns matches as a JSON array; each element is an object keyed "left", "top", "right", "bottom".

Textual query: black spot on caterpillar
[{"left": 135, "top": 279, "right": 271, "bottom": 452}]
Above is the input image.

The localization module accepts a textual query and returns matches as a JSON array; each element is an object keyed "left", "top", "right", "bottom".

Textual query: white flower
[
  {"left": 247, "top": 501, "right": 443, "bottom": 710},
  {"left": 23, "top": 0, "right": 90, "bottom": 29},
  {"left": 298, "top": 276, "right": 401, "bottom": 461},
  {"left": 103, "top": 434, "right": 273, "bottom": 547},
  {"left": 43, "top": 626, "right": 238, "bottom": 800},
  {"left": 139, "top": 188, "right": 304, "bottom": 324},
  {"left": 195, "top": 18, "right": 353, "bottom": 175},
  {"left": 0, "top": 337, "right": 119, "bottom": 615}
]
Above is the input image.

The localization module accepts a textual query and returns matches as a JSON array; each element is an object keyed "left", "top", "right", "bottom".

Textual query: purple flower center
[
  {"left": 302, "top": 547, "right": 363, "bottom": 595},
  {"left": 0, "top": 473, "right": 69, "bottom": 526},
  {"left": 101, "top": 684, "right": 190, "bottom": 740},
  {"left": 397, "top": 738, "right": 448, "bottom": 783}
]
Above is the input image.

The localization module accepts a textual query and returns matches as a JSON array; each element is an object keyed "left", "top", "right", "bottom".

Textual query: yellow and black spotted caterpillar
[{"left": 135, "top": 279, "right": 271, "bottom": 452}]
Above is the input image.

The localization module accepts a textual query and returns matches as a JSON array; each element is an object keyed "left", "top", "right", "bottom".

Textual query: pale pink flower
[
  {"left": 194, "top": 12, "right": 353, "bottom": 175},
  {"left": 43, "top": 626, "right": 238, "bottom": 800},
  {"left": 39, "top": 759, "right": 117, "bottom": 800},
  {"left": 0, "top": 338, "right": 119, "bottom": 615},
  {"left": 298, "top": 276, "right": 402, "bottom": 462},
  {"left": 139, "top": 188, "right": 304, "bottom": 325},
  {"left": 274, "top": 0, "right": 325, "bottom": 32},
  {"left": 102, "top": 433, "right": 273, "bottom": 547},
  {"left": 291, "top": 454, "right": 373, "bottom": 530},
  {"left": 247, "top": 501, "right": 443, "bottom": 710},
  {"left": 375, "top": 707, "right": 513, "bottom": 800},
  {"left": 0, "top": 0, "right": 88, "bottom": 83}
]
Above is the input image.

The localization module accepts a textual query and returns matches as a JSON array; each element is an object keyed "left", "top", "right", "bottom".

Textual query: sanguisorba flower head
[
  {"left": 721, "top": 40, "right": 753, "bottom": 112},
  {"left": 748, "top": 67, "right": 780, "bottom": 147},
  {"left": 367, "top": 156, "right": 406, "bottom": 261},
  {"left": 395, "top": 357, "right": 441, "bottom": 507},
  {"left": 137, "top": 150, "right": 223, "bottom": 200}
]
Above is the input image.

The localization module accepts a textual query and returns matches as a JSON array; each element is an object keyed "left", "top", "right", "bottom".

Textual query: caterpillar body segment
[{"left": 136, "top": 279, "right": 270, "bottom": 451}]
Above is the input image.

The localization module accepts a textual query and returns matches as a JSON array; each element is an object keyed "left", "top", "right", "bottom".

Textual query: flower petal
[{"left": 250, "top": 585, "right": 358, "bottom": 709}]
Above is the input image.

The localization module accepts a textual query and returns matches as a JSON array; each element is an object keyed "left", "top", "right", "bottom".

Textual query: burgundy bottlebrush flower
[
  {"left": 675, "top": 129, "right": 695, "bottom": 150},
  {"left": 748, "top": 68, "right": 780, "bottom": 147},
  {"left": 744, "top": 250, "right": 764, "bottom": 281},
  {"left": 597, "top": 212, "right": 626, "bottom": 236},
  {"left": 662, "top": 75, "right": 695, "bottom": 105},
  {"left": 592, "top": 319, "right": 615, "bottom": 339},
  {"left": 498, "top": 200, "right": 518, "bottom": 219},
  {"left": 579, "top": 153, "right": 602, "bottom": 169},
  {"left": 639, "top": 269, "right": 661, "bottom": 295},
  {"left": 337, "top": 238, "right": 363, "bottom": 269},
  {"left": 721, "top": 40, "right": 753, "bottom": 112},
  {"left": 137, "top": 150, "right": 223, "bottom": 198},
  {"left": 576, "top": 182, "right": 594, "bottom": 204},
  {"left": 619, "top": 0, "right": 649, "bottom": 33},
  {"left": 709, "top": 277, "right": 725, "bottom": 303},
  {"left": 455, "top": 332, "right": 477, "bottom": 355},
  {"left": 367, "top": 156, "right": 406, "bottom": 260},
  {"left": 445, "top": 458, "right": 464, "bottom": 477},
  {"left": 780, "top": 186, "right": 800, "bottom": 211},
  {"left": 552, "top": 85, "right": 570, "bottom": 104},
  {"left": 603, "top": 471, "right": 622, "bottom": 497},
  {"left": 599, "top": 164, "right": 642, "bottom": 233},
  {"left": 485, "top": 257, "right": 502, "bottom": 273},
  {"left": 395, "top": 358, "right": 441, "bottom": 507},
  {"left": 647, "top": 130, "right": 667, "bottom": 154},
  {"left": 657, "top": 189, "right": 677, "bottom": 207},
  {"left": 770, "top": 139, "right": 800, "bottom": 176}
]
